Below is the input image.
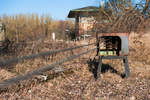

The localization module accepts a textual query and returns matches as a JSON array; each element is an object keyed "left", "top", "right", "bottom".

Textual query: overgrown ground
[{"left": 0, "top": 33, "right": 150, "bottom": 100}]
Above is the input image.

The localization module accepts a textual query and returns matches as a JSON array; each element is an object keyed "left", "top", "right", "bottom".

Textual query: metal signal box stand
[{"left": 96, "top": 33, "right": 130, "bottom": 78}]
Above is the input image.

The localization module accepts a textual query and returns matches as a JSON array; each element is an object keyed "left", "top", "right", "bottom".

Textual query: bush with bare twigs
[{"left": 94, "top": 0, "right": 150, "bottom": 34}]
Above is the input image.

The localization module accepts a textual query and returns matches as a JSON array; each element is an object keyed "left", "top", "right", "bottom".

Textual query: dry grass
[{"left": 0, "top": 34, "right": 150, "bottom": 100}]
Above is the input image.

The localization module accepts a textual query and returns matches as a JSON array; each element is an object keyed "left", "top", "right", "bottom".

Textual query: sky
[{"left": 0, "top": 0, "right": 101, "bottom": 20}]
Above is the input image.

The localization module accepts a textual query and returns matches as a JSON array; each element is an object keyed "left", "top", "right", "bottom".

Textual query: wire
[
  {"left": 0, "top": 48, "right": 97, "bottom": 88},
  {"left": 0, "top": 43, "right": 95, "bottom": 67}
]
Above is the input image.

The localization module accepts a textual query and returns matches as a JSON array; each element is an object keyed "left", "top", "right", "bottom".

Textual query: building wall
[{"left": 78, "top": 16, "right": 95, "bottom": 35}]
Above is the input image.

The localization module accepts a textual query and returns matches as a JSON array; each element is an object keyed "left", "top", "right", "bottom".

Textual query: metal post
[
  {"left": 123, "top": 56, "right": 130, "bottom": 78},
  {"left": 96, "top": 42, "right": 99, "bottom": 56},
  {"left": 97, "top": 56, "right": 102, "bottom": 78},
  {"left": 96, "top": 33, "right": 99, "bottom": 56}
]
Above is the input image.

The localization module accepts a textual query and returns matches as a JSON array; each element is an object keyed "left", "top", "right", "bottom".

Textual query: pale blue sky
[
  {"left": 0, "top": 0, "right": 101, "bottom": 20},
  {"left": 0, "top": 0, "right": 140, "bottom": 20}
]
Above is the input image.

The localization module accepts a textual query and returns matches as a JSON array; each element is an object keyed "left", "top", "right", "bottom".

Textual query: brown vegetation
[
  {"left": 0, "top": 34, "right": 150, "bottom": 99},
  {"left": 0, "top": 0, "right": 150, "bottom": 99},
  {"left": 0, "top": 14, "right": 74, "bottom": 42},
  {"left": 94, "top": 0, "right": 150, "bottom": 33}
]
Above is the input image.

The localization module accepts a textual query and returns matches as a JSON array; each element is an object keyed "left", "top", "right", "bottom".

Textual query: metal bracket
[{"left": 97, "top": 56, "right": 130, "bottom": 78}]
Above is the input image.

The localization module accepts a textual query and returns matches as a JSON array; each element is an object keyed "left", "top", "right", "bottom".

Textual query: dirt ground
[{"left": 0, "top": 33, "right": 150, "bottom": 100}]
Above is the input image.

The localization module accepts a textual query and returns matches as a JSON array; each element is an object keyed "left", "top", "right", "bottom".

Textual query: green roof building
[{"left": 68, "top": 6, "right": 99, "bottom": 37}]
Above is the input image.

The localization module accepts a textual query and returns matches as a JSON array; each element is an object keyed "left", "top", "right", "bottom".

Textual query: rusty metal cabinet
[{"left": 96, "top": 33, "right": 130, "bottom": 78}]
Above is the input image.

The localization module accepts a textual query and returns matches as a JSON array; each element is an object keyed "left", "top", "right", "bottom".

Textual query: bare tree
[{"left": 94, "top": 0, "right": 150, "bottom": 33}]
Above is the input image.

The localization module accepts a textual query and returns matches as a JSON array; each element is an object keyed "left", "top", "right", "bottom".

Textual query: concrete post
[{"left": 52, "top": 32, "right": 55, "bottom": 41}]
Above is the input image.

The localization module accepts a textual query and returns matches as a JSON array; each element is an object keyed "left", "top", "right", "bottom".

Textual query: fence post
[{"left": 52, "top": 32, "right": 55, "bottom": 41}]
